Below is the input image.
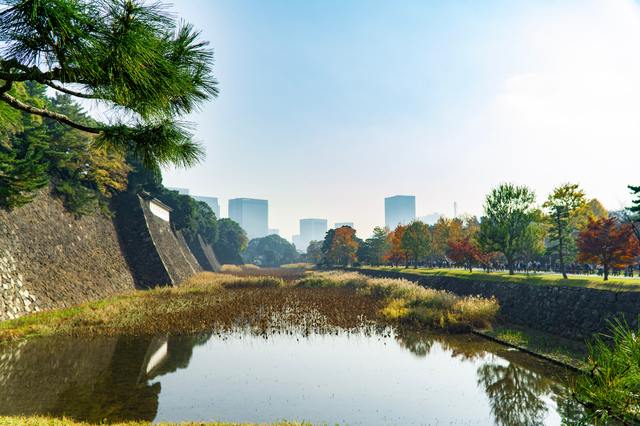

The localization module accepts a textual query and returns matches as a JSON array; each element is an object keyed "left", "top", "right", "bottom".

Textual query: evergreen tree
[{"left": 0, "top": 0, "right": 218, "bottom": 169}]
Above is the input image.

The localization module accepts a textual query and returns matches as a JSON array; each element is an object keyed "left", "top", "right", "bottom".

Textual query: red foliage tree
[
  {"left": 577, "top": 217, "right": 640, "bottom": 280},
  {"left": 327, "top": 226, "right": 358, "bottom": 266},
  {"left": 384, "top": 224, "right": 408, "bottom": 267},
  {"left": 447, "top": 237, "right": 480, "bottom": 272}
]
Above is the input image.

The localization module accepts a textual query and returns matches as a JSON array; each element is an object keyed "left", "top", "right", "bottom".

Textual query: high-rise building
[
  {"left": 295, "top": 218, "right": 327, "bottom": 252},
  {"left": 268, "top": 228, "right": 279, "bottom": 236},
  {"left": 193, "top": 195, "right": 220, "bottom": 218},
  {"left": 385, "top": 195, "right": 416, "bottom": 229},
  {"left": 228, "top": 198, "right": 268, "bottom": 240},
  {"left": 334, "top": 222, "right": 354, "bottom": 229}
]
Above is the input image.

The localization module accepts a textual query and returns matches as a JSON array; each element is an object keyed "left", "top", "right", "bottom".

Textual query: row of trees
[{"left": 314, "top": 183, "right": 640, "bottom": 281}]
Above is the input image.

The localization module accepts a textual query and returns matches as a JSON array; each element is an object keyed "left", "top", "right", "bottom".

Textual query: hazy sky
[{"left": 160, "top": 0, "right": 640, "bottom": 240}]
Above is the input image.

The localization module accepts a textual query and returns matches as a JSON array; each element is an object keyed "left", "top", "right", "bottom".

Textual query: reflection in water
[
  {"left": 0, "top": 334, "right": 209, "bottom": 423},
  {"left": 477, "top": 362, "right": 550, "bottom": 425},
  {"left": 0, "top": 330, "right": 585, "bottom": 424}
]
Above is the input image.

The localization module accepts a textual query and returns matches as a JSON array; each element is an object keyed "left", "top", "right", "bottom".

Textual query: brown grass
[{"left": 0, "top": 271, "right": 498, "bottom": 341}]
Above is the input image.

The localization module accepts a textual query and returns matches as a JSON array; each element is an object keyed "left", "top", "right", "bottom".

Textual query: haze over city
[{"left": 153, "top": 0, "right": 640, "bottom": 239}]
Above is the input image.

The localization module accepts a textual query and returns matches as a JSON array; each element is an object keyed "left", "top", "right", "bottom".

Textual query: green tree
[
  {"left": 242, "top": 235, "right": 299, "bottom": 267},
  {"left": 0, "top": 0, "right": 217, "bottom": 169},
  {"left": 543, "top": 183, "right": 586, "bottom": 279},
  {"left": 401, "top": 221, "right": 431, "bottom": 268},
  {"left": 305, "top": 240, "right": 323, "bottom": 264},
  {"left": 357, "top": 226, "right": 389, "bottom": 265},
  {"left": 479, "top": 183, "right": 537, "bottom": 275},
  {"left": 213, "top": 218, "right": 248, "bottom": 265}
]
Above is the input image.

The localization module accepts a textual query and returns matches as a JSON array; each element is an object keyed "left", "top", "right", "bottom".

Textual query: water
[{"left": 0, "top": 328, "right": 587, "bottom": 425}]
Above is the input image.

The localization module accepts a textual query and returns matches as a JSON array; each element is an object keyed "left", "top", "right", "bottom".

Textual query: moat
[{"left": 0, "top": 329, "right": 585, "bottom": 425}]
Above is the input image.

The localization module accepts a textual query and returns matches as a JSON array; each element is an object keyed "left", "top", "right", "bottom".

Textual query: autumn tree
[
  {"left": 543, "top": 183, "right": 586, "bottom": 279},
  {"left": 577, "top": 217, "right": 639, "bottom": 281},
  {"left": 400, "top": 221, "right": 430, "bottom": 268},
  {"left": 326, "top": 226, "right": 359, "bottom": 266},
  {"left": 0, "top": 0, "right": 217, "bottom": 170},
  {"left": 478, "top": 183, "right": 538, "bottom": 274},
  {"left": 447, "top": 237, "right": 480, "bottom": 272},
  {"left": 384, "top": 224, "right": 408, "bottom": 267}
]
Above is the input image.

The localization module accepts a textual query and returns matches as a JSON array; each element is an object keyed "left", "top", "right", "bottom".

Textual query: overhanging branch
[{"left": 0, "top": 92, "right": 101, "bottom": 134}]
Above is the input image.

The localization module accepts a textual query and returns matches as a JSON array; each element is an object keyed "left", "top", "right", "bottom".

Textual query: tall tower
[
  {"left": 454, "top": 201, "right": 458, "bottom": 218},
  {"left": 228, "top": 198, "right": 268, "bottom": 240},
  {"left": 384, "top": 195, "right": 416, "bottom": 229}
]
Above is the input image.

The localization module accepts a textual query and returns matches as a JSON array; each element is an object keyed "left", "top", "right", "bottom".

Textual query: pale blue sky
[{"left": 163, "top": 0, "right": 640, "bottom": 239}]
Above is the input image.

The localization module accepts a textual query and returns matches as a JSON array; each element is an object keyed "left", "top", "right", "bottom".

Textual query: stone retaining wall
[
  {"left": 0, "top": 189, "right": 136, "bottom": 320},
  {"left": 352, "top": 268, "right": 640, "bottom": 340}
]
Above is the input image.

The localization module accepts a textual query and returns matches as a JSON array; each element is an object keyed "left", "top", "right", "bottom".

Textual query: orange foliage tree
[
  {"left": 447, "top": 237, "right": 480, "bottom": 272},
  {"left": 326, "top": 226, "right": 359, "bottom": 266},
  {"left": 384, "top": 224, "right": 408, "bottom": 267},
  {"left": 577, "top": 217, "right": 640, "bottom": 280}
]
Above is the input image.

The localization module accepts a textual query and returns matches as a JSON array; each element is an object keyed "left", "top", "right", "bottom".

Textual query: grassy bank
[
  {"left": 0, "top": 271, "right": 498, "bottom": 341},
  {"left": 479, "top": 325, "right": 588, "bottom": 370},
  {"left": 360, "top": 266, "right": 640, "bottom": 291},
  {"left": 0, "top": 418, "right": 307, "bottom": 426}
]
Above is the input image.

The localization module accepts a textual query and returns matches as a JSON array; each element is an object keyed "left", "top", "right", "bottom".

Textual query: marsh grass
[
  {"left": 0, "top": 271, "right": 498, "bottom": 341},
  {"left": 0, "top": 417, "right": 309, "bottom": 426},
  {"left": 297, "top": 272, "right": 499, "bottom": 331}
]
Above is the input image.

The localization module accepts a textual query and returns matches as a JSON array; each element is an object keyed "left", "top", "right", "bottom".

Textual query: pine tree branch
[
  {"left": 43, "top": 81, "right": 97, "bottom": 99},
  {"left": 0, "top": 91, "right": 101, "bottom": 134}
]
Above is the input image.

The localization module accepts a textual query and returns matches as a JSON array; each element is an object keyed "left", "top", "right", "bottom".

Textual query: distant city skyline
[
  {"left": 154, "top": 0, "right": 640, "bottom": 239},
  {"left": 228, "top": 198, "right": 269, "bottom": 240},
  {"left": 293, "top": 218, "right": 328, "bottom": 252}
]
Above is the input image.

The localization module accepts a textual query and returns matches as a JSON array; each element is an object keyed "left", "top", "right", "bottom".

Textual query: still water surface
[{"left": 0, "top": 330, "right": 586, "bottom": 425}]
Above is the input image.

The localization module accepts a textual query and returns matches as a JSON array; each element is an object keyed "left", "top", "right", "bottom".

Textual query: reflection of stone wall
[
  {"left": 353, "top": 269, "right": 640, "bottom": 340},
  {"left": 0, "top": 189, "right": 135, "bottom": 320}
]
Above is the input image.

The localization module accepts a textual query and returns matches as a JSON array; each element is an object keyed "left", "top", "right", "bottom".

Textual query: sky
[{"left": 157, "top": 0, "right": 640, "bottom": 240}]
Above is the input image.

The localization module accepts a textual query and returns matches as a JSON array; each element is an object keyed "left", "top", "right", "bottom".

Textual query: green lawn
[{"left": 358, "top": 266, "right": 640, "bottom": 292}]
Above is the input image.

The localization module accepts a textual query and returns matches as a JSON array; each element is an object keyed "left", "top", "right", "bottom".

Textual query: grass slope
[{"left": 360, "top": 266, "right": 640, "bottom": 291}]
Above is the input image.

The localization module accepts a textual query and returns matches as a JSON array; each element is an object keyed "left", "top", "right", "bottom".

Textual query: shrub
[{"left": 573, "top": 318, "right": 640, "bottom": 423}]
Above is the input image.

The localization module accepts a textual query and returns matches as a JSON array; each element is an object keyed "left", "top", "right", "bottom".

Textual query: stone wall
[
  {"left": 139, "top": 199, "right": 201, "bottom": 284},
  {"left": 113, "top": 193, "right": 202, "bottom": 287},
  {"left": 352, "top": 268, "right": 640, "bottom": 340},
  {"left": 0, "top": 189, "right": 136, "bottom": 320},
  {"left": 186, "top": 234, "right": 221, "bottom": 272}
]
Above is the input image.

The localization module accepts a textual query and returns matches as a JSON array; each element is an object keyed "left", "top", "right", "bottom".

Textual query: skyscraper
[
  {"left": 385, "top": 195, "right": 416, "bottom": 229},
  {"left": 296, "top": 218, "right": 327, "bottom": 252},
  {"left": 193, "top": 195, "right": 220, "bottom": 218},
  {"left": 228, "top": 198, "right": 268, "bottom": 240}
]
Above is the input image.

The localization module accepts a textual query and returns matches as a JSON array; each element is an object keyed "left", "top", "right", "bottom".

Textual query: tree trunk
[
  {"left": 603, "top": 264, "right": 609, "bottom": 281},
  {"left": 558, "top": 223, "right": 567, "bottom": 279},
  {"left": 507, "top": 256, "right": 514, "bottom": 275}
]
